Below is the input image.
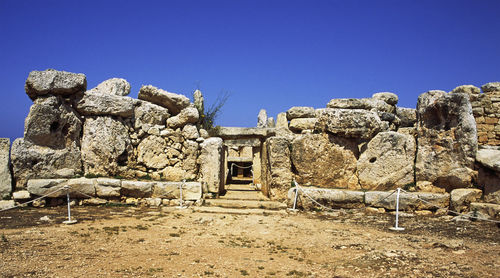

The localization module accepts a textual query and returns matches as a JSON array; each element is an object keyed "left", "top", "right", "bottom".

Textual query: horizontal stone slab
[
  {"left": 288, "top": 187, "right": 365, "bottom": 209},
  {"left": 152, "top": 181, "right": 202, "bottom": 200},
  {"left": 121, "top": 181, "right": 154, "bottom": 198},
  {"left": 27, "top": 178, "right": 96, "bottom": 198},
  {"left": 214, "top": 127, "right": 275, "bottom": 139},
  {"left": 470, "top": 202, "right": 500, "bottom": 220}
]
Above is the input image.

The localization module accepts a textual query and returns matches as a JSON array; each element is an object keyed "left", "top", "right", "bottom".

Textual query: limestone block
[
  {"left": 450, "top": 85, "right": 481, "bottom": 100},
  {"left": 153, "top": 181, "right": 202, "bottom": 200},
  {"left": 450, "top": 188, "right": 482, "bottom": 212},
  {"left": 364, "top": 191, "right": 447, "bottom": 211},
  {"left": 121, "top": 181, "right": 154, "bottom": 198},
  {"left": 263, "top": 137, "right": 293, "bottom": 199},
  {"left": 27, "top": 178, "right": 95, "bottom": 198},
  {"left": 372, "top": 92, "right": 398, "bottom": 105},
  {"left": 357, "top": 132, "right": 415, "bottom": 190},
  {"left": 88, "top": 78, "right": 131, "bottom": 96},
  {"left": 182, "top": 140, "right": 199, "bottom": 178},
  {"left": 0, "top": 138, "right": 12, "bottom": 199},
  {"left": 288, "top": 187, "right": 364, "bottom": 209},
  {"left": 182, "top": 125, "right": 199, "bottom": 140},
  {"left": 276, "top": 112, "right": 289, "bottom": 129},
  {"left": 327, "top": 98, "right": 395, "bottom": 113},
  {"left": 315, "top": 108, "right": 384, "bottom": 140},
  {"left": 267, "top": 117, "right": 275, "bottom": 128},
  {"left": 291, "top": 134, "right": 359, "bottom": 189},
  {"left": 469, "top": 202, "right": 500, "bottom": 219},
  {"left": 75, "top": 92, "right": 135, "bottom": 118},
  {"left": 167, "top": 106, "right": 199, "bottom": 129},
  {"left": 396, "top": 107, "right": 417, "bottom": 127},
  {"left": 199, "top": 138, "right": 223, "bottom": 194},
  {"left": 137, "top": 135, "right": 169, "bottom": 169},
  {"left": 160, "top": 166, "right": 188, "bottom": 181},
  {"left": 481, "top": 82, "right": 500, "bottom": 93},
  {"left": 289, "top": 118, "right": 317, "bottom": 132},
  {"left": 0, "top": 200, "right": 15, "bottom": 210},
  {"left": 95, "top": 178, "right": 121, "bottom": 197},
  {"left": 134, "top": 100, "right": 170, "bottom": 129},
  {"left": 81, "top": 117, "right": 131, "bottom": 176},
  {"left": 138, "top": 85, "right": 190, "bottom": 115},
  {"left": 415, "top": 91, "right": 477, "bottom": 190},
  {"left": 25, "top": 69, "right": 87, "bottom": 100},
  {"left": 476, "top": 148, "right": 500, "bottom": 172},
  {"left": 477, "top": 166, "right": 500, "bottom": 204},
  {"left": 193, "top": 90, "right": 204, "bottom": 116},
  {"left": 12, "top": 190, "right": 30, "bottom": 200},
  {"left": 24, "top": 96, "right": 82, "bottom": 149},
  {"left": 257, "top": 109, "right": 267, "bottom": 128},
  {"left": 286, "top": 106, "right": 316, "bottom": 120},
  {"left": 240, "top": 146, "right": 253, "bottom": 158},
  {"left": 11, "top": 138, "right": 82, "bottom": 189}
]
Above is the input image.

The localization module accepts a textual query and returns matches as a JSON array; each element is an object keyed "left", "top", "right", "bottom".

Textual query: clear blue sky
[{"left": 1, "top": 0, "right": 499, "bottom": 142}]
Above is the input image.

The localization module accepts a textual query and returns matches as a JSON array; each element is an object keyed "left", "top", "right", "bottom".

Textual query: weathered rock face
[
  {"left": 27, "top": 178, "right": 95, "bottom": 198},
  {"left": 415, "top": 91, "right": 477, "bottom": 191},
  {"left": 11, "top": 138, "right": 82, "bottom": 189},
  {"left": 291, "top": 134, "right": 359, "bottom": 189},
  {"left": 193, "top": 90, "right": 204, "bottom": 115},
  {"left": 286, "top": 106, "right": 315, "bottom": 120},
  {"left": 262, "top": 137, "right": 292, "bottom": 199},
  {"left": 199, "top": 138, "right": 223, "bottom": 194},
  {"left": 75, "top": 92, "right": 135, "bottom": 118},
  {"left": 327, "top": 98, "right": 395, "bottom": 113},
  {"left": 88, "top": 78, "right": 131, "bottom": 96},
  {"left": 276, "top": 112, "right": 289, "bottom": 129},
  {"left": 257, "top": 109, "right": 268, "bottom": 128},
  {"left": 476, "top": 149, "right": 500, "bottom": 172},
  {"left": 121, "top": 180, "right": 153, "bottom": 198},
  {"left": 138, "top": 85, "right": 190, "bottom": 115},
  {"left": 450, "top": 188, "right": 482, "bottom": 212},
  {"left": 396, "top": 107, "right": 417, "bottom": 127},
  {"left": 0, "top": 139, "right": 12, "bottom": 199},
  {"left": 166, "top": 106, "right": 199, "bottom": 129},
  {"left": 481, "top": 82, "right": 500, "bottom": 93},
  {"left": 289, "top": 187, "right": 365, "bottom": 209},
  {"left": 357, "top": 132, "right": 416, "bottom": 190},
  {"left": 81, "top": 117, "right": 131, "bottom": 176},
  {"left": 476, "top": 148, "right": 500, "bottom": 204},
  {"left": 24, "top": 96, "right": 82, "bottom": 149},
  {"left": 315, "top": 108, "right": 385, "bottom": 140},
  {"left": 289, "top": 118, "right": 317, "bottom": 133},
  {"left": 134, "top": 100, "right": 170, "bottom": 130},
  {"left": 137, "top": 135, "right": 169, "bottom": 169},
  {"left": 25, "top": 69, "right": 87, "bottom": 100},
  {"left": 372, "top": 92, "right": 398, "bottom": 105}
]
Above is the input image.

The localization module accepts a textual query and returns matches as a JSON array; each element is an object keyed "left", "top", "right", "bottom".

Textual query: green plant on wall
[{"left": 193, "top": 89, "right": 229, "bottom": 133}]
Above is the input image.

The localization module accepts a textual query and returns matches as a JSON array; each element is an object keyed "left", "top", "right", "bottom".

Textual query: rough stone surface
[
  {"left": 481, "top": 82, "right": 500, "bottom": 93},
  {"left": 0, "top": 138, "right": 12, "bottom": 199},
  {"left": 450, "top": 188, "right": 482, "bottom": 212},
  {"left": 276, "top": 112, "right": 289, "bottom": 129},
  {"left": 357, "top": 132, "right": 416, "bottom": 190},
  {"left": 160, "top": 166, "right": 188, "bottom": 182},
  {"left": 327, "top": 98, "right": 395, "bottom": 113},
  {"left": 286, "top": 107, "right": 316, "bottom": 120},
  {"left": 88, "top": 78, "right": 131, "bottom": 96},
  {"left": 24, "top": 96, "right": 82, "bottom": 149},
  {"left": 182, "top": 125, "right": 199, "bottom": 140},
  {"left": 81, "top": 117, "right": 131, "bottom": 176},
  {"left": 95, "top": 178, "right": 121, "bottom": 197},
  {"left": 267, "top": 117, "right": 275, "bottom": 128},
  {"left": 153, "top": 181, "right": 202, "bottom": 200},
  {"left": 396, "top": 107, "right": 417, "bottom": 127},
  {"left": 138, "top": 85, "right": 190, "bottom": 115},
  {"left": 291, "top": 134, "right": 359, "bottom": 189},
  {"left": 75, "top": 92, "right": 135, "bottom": 118},
  {"left": 167, "top": 106, "right": 199, "bottom": 129},
  {"left": 137, "top": 136, "right": 169, "bottom": 169},
  {"left": 450, "top": 85, "right": 481, "bottom": 96},
  {"left": 365, "top": 191, "right": 449, "bottom": 211},
  {"left": 0, "top": 200, "right": 15, "bottom": 210},
  {"left": 257, "top": 109, "right": 268, "bottom": 128},
  {"left": 121, "top": 181, "right": 153, "bottom": 198},
  {"left": 11, "top": 138, "right": 82, "bottom": 189},
  {"left": 477, "top": 165, "right": 500, "bottom": 204},
  {"left": 372, "top": 92, "right": 398, "bottom": 105},
  {"left": 288, "top": 118, "right": 317, "bottom": 132},
  {"left": 193, "top": 90, "right": 204, "bottom": 116},
  {"left": 262, "top": 137, "right": 293, "bottom": 200},
  {"left": 134, "top": 100, "right": 170, "bottom": 129},
  {"left": 315, "top": 108, "right": 384, "bottom": 140},
  {"left": 12, "top": 190, "right": 30, "bottom": 200},
  {"left": 288, "top": 187, "right": 364, "bottom": 209},
  {"left": 27, "top": 178, "right": 95, "bottom": 198},
  {"left": 469, "top": 202, "right": 500, "bottom": 219},
  {"left": 476, "top": 149, "right": 500, "bottom": 172},
  {"left": 199, "top": 138, "right": 223, "bottom": 194},
  {"left": 415, "top": 91, "right": 477, "bottom": 191},
  {"left": 25, "top": 69, "right": 87, "bottom": 100}
]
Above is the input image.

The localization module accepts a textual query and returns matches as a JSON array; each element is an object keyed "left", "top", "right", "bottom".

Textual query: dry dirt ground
[{"left": 0, "top": 205, "right": 499, "bottom": 278}]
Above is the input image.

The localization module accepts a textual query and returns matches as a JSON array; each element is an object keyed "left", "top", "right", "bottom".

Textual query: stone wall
[{"left": 8, "top": 69, "right": 223, "bottom": 202}]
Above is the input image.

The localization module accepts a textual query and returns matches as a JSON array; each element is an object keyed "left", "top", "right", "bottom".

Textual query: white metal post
[
  {"left": 63, "top": 185, "right": 77, "bottom": 224},
  {"left": 390, "top": 188, "right": 404, "bottom": 231},
  {"left": 177, "top": 180, "right": 187, "bottom": 209},
  {"left": 288, "top": 181, "right": 300, "bottom": 212}
]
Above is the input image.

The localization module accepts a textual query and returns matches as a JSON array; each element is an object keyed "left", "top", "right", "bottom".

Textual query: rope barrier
[{"left": 0, "top": 187, "right": 67, "bottom": 212}]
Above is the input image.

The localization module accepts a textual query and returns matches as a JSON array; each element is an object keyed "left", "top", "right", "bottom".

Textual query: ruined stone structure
[{"left": 1, "top": 69, "right": 499, "bottom": 219}]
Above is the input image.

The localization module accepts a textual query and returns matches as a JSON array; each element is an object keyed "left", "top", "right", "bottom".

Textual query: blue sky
[{"left": 1, "top": 0, "right": 499, "bottom": 142}]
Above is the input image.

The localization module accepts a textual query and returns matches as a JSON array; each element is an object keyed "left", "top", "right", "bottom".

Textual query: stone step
[
  {"left": 224, "top": 183, "right": 257, "bottom": 191},
  {"left": 192, "top": 206, "right": 287, "bottom": 216},
  {"left": 220, "top": 190, "right": 268, "bottom": 201},
  {"left": 203, "top": 199, "right": 287, "bottom": 210}
]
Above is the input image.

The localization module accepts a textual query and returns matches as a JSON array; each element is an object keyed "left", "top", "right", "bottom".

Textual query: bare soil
[{"left": 0, "top": 205, "right": 499, "bottom": 277}]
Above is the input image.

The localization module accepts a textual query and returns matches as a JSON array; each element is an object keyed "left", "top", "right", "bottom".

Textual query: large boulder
[
  {"left": 24, "top": 96, "right": 82, "bottom": 149},
  {"left": 289, "top": 118, "right": 317, "bottom": 133},
  {"left": 476, "top": 148, "right": 500, "bottom": 204},
  {"left": 81, "top": 117, "right": 131, "bottom": 176},
  {"left": 257, "top": 109, "right": 268, "bottom": 128},
  {"left": 11, "top": 138, "right": 82, "bottom": 189},
  {"left": 357, "top": 132, "right": 416, "bottom": 190},
  {"left": 262, "top": 137, "right": 293, "bottom": 199},
  {"left": 327, "top": 98, "right": 395, "bottom": 113},
  {"left": 137, "top": 135, "right": 169, "bottom": 169},
  {"left": 396, "top": 107, "right": 417, "bottom": 127},
  {"left": 27, "top": 178, "right": 95, "bottom": 198},
  {"left": 288, "top": 187, "right": 364, "bottom": 209},
  {"left": 481, "top": 82, "right": 500, "bottom": 93},
  {"left": 153, "top": 181, "right": 202, "bottom": 200},
  {"left": 198, "top": 138, "right": 223, "bottom": 194},
  {"left": 450, "top": 188, "right": 482, "bottom": 212},
  {"left": 415, "top": 91, "right": 477, "bottom": 191},
  {"left": 372, "top": 92, "right": 398, "bottom": 105},
  {"left": 75, "top": 92, "right": 135, "bottom": 118},
  {"left": 291, "top": 134, "right": 359, "bottom": 189},
  {"left": 88, "top": 78, "right": 131, "bottom": 96},
  {"left": 134, "top": 100, "right": 170, "bottom": 129},
  {"left": 25, "top": 69, "right": 87, "bottom": 100},
  {"left": 121, "top": 180, "right": 153, "bottom": 198},
  {"left": 315, "top": 108, "right": 385, "bottom": 140},
  {"left": 276, "top": 112, "right": 289, "bottom": 129},
  {"left": 181, "top": 139, "right": 199, "bottom": 179},
  {"left": 138, "top": 85, "right": 190, "bottom": 115},
  {"left": 476, "top": 148, "right": 500, "bottom": 172},
  {"left": 166, "top": 106, "right": 199, "bottom": 129},
  {"left": 286, "top": 106, "right": 316, "bottom": 120},
  {"left": 0, "top": 139, "right": 12, "bottom": 199}
]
